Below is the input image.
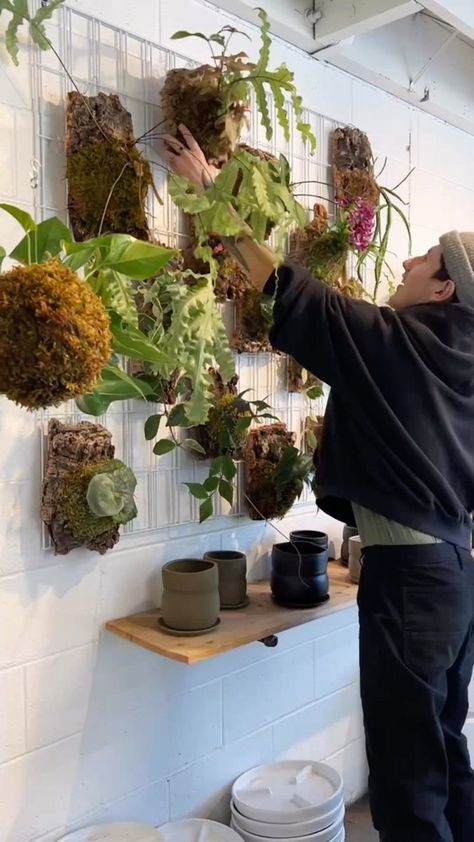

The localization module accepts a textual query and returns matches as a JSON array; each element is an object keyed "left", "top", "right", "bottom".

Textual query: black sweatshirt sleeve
[{"left": 265, "top": 263, "right": 397, "bottom": 393}]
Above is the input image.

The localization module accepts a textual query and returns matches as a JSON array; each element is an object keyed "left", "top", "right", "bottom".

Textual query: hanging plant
[
  {"left": 169, "top": 147, "right": 307, "bottom": 266},
  {"left": 244, "top": 423, "right": 314, "bottom": 521},
  {"left": 162, "top": 8, "right": 316, "bottom": 166},
  {"left": 41, "top": 419, "right": 137, "bottom": 555},
  {"left": 145, "top": 371, "right": 276, "bottom": 522},
  {"left": 333, "top": 126, "right": 380, "bottom": 208},
  {"left": 332, "top": 125, "right": 412, "bottom": 300},
  {"left": 0, "top": 204, "right": 182, "bottom": 413},
  {"left": 287, "top": 197, "right": 372, "bottom": 297},
  {"left": 135, "top": 265, "right": 236, "bottom": 425},
  {"left": 0, "top": 205, "right": 114, "bottom": 409},
  {"left": 190, "top": 372, "right": 276, "bottom": 459},
  {"left": 0, "top": 0, "right": 64, "bottom": 65},
  {"left": 66, "top": 92, "right": 154, "bottom": 242}
]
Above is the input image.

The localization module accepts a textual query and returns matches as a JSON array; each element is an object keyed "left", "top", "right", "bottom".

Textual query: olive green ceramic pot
[
  {"left": 204, "top": 550, "right": 247, "bottom": 608},
  {"left": 161, "top": 559, "right": 220, "bottom": 631}
]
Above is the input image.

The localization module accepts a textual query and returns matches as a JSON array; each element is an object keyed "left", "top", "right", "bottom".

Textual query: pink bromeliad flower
[{"left": 337, "top": 197, "right": 376, "bottom": 253}]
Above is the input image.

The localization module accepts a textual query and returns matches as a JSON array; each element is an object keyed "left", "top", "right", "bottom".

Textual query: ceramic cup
[
  {"left": 204, "top": 550, "right": 247, "bottom": 608},
  {"left": 348, "top": 535, "right": 362, "bottom": 583},
  {"left": 161, "top": 559, "right": 219, "bottom": 631}
]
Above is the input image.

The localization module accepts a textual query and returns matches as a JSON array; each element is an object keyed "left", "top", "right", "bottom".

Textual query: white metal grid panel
[{"left": 33, "top": 4, "right": 329, "bottom": 545}]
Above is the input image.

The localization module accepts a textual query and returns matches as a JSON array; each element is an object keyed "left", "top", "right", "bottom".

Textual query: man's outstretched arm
[{"left": 164, "top": 124, "right": 276, "bottom": 290}]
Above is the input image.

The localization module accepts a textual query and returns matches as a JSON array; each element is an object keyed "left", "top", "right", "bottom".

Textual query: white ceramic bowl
[
  {"left": 230, "top": 800, "right": 345, "bottom": 839},
  {"left": 232, "top": 761, "right": 343, "bottom": 824},
  {"left": 58, "top": 824, "right": 164, "bottom": 842},
  {"left": 230, "top": 819, "right": 345, "bottom": 842},
  {"left": 159, "top": 819, "right": 243, "bottom": 842}
]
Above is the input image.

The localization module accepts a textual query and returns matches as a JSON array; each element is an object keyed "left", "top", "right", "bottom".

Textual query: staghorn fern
[
  {"left": 86, "top": 460, "right": 137, "bottom": 524},
  {"left": 0, "top": 0, "right": 65, "bottom": 65}
]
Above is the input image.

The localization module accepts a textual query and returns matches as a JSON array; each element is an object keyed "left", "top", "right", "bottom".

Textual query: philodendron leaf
[
  {"left": 219, "top": 478, "right": 234, "bottom": 507},
  {"left": 199, "top": 497, "right": 214, "bottom": 523},
  {"left": 181, "top": 439, "right": 207, "bottom": 456},
  {"left": 102, "top": 235, "right": 176, "bottom": 279},
  {"left": 0, "top": 202, "right": 36, "bottom": 233},
  {"left": 203, "top": 475, "right": 219, "bottom": 493},
  {"left": 76, "top": 364, "right": 154, "bottom": 415},
  {"left": 10, "top": 215, "right": 72, "bottom": 265},
  {"left": 306, "top": 384, "right": 324, "bottom": 400},
  {"left": 167, "top": 404, "right": 191, "bottom": 428},
  {"left": 144, "top": 414, "right": 163, "bottom": 441},
  {"left": 109, "top": 312, "right": 172, "bottom": 368},
  {"left": 184, "top": 483, "right": 209, "bottom": 500},
  {"left": 153, "top": 439, "right": 176, "bottom": 456}
]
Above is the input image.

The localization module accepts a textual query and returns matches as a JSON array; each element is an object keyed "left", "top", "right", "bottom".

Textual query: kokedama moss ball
[{"left": 0, "top": 260, "right": 112, "bottom": 409}]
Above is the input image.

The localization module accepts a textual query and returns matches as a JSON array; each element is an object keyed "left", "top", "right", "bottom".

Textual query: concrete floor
[{"left": 345, "top": 798, "right": 378, "bottom": 841}]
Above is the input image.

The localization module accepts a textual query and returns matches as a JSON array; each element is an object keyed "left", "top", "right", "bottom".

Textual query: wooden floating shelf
[{"left": 106, "top": 563, "right": 358, "bottom": 665}]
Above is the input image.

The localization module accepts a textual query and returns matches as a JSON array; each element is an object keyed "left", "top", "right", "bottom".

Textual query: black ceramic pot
[
  {"left": 271, "top": 541, "right": 329, "bottom": 608},
  {"left": 289, "top": 530, "right": 328, "bottom": 550}
]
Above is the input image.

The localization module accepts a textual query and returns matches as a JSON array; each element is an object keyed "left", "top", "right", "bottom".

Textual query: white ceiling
[{"left": 210, "top": 0, "right": 474, "bottom": 135}]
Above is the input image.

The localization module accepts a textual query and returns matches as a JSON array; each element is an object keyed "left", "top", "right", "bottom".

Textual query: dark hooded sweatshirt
[{"left": 264, "top": 264, "right": 474, "bottom": 551}]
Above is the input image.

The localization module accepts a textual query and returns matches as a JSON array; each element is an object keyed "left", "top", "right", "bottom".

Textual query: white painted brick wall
[{"left": 0, "top": 1, "right": 473, "bottom": 839}]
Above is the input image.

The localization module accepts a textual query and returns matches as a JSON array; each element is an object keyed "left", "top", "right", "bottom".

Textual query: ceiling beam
[
  {"left": 419, "top": 1, "right": 474, "bottom": 41},
  {"left": 311, "top": 0, "right": 422, "bottom": 47},
  {"left": 203, "top": 1, "right": 317, "bottom": 51}
]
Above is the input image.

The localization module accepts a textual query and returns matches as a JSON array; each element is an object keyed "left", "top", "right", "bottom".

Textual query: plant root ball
[{"left": 0, "top": 260, "right": 112, "bottom": 409}]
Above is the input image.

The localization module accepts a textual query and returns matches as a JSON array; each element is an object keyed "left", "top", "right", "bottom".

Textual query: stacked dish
[
  {"left": 159, "top": 818, "right": 243, "bottom": 841},
  {"left": 59, "top": 824, "right": 164, "bottom": 842},
  {"left": 230, "top": 761, "right": 345, "bottom": 842}
]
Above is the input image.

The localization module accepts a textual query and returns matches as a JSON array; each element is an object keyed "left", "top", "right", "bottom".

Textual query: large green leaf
[
  {"left": 144, "top": 413, "right": 163, "bottom": 441},
  {"left": 63, "top": 240, "right": 99, "bottom": 272},
  {"left": 10, "top": 216, "right": 72, "bottom": 265},
  {"left": 109, "top": 312, "right": 172, "bottom": 368},
  {"left": 76, "top": 364, "right": 154, "bottom": 415},
  {"left": 101, "top": 235, "right": 175, "bottom": 279},
  {"left": 0, "top": 202, "right": 36, "bottom": 233},
  {"left": 64, "top": 234, "right": 175, "bottom": 280}
]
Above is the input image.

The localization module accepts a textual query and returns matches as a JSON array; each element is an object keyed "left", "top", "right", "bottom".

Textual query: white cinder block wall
[{"left": 1, "top": 2, "right": 473, "bottom": 840}]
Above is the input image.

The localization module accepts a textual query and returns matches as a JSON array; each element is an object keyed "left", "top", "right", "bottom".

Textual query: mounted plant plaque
[
  {"left": 66, "top": 91, "right": 152, "bottom": 241},
  {"left": 41, "top": 419, "right": 137, "bottom": 555}
]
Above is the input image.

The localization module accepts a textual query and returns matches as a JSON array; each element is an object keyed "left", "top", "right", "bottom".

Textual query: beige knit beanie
[{"left": 439, "top": 231, "right": 474, "bottom": 306}]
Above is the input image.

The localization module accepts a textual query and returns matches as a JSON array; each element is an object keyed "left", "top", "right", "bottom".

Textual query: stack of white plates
[
  {"left": 159, "top": 818, "right": 243, "bottom": 841},
  {"left": 230, "top": 761, "right": 345, "bottom": 842},
  {"left": 59, "top": 824, "right": 165, "bottom": 842}
]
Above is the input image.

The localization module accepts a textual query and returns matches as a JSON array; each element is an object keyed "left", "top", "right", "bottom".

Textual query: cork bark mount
[
  {"left": 332, "top": 126, "right": 380, "bottom": 207},
  {"left": 65, "top": 91, "right": 152, "bottom": 242},
  {"left": 41, "top": 419, "right": 120, "bottom": 555},
  {"left": 244, "top": 423, "right": 298, "bottom": 521}
]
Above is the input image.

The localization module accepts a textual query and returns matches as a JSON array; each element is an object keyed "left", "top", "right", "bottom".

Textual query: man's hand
[
  {"left": 163, "top": 124, "right": 277, "bottom": 291},
  {"left": 163, "top": 124, "right": 219, "bottom": 191}
]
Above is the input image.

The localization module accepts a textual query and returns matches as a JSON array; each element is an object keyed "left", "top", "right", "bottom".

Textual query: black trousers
[{"left": 358, "top": 543, "right": 474, "bottom": 842}]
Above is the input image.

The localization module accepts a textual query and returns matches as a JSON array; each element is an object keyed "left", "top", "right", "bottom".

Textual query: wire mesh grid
[{"left": 32, "top": 4, "right": 331, "bottom": 547}]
